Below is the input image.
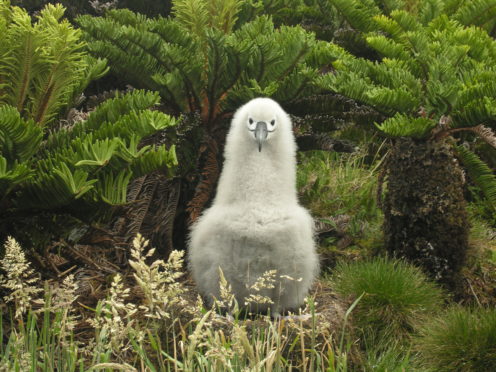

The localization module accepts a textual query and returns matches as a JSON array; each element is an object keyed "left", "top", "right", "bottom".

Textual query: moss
[{"left": 383, "top": 138, "right": 469, "bottom": 288}]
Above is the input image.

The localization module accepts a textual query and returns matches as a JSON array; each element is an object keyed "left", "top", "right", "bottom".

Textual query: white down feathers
[{"left": 188, "top": 98, "right": 319, "bottom": 314}]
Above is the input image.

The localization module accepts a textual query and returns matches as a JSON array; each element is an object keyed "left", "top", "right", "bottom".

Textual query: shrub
[
  {"left": 416, "top": 307, "right": 496, "bottom": 372},
  {"left": 76, "top": 0, "right": 331, "bottom": 223},
  {"left": 319, "top": 3, "right": 496, "bottom": 284},
  {"left": 0, "top": 91, "right": 178, "bottom": 246},
  {"left": 0, "top": 2, "right": 178, "bottom": 247},
  {"left": 330, "top": 257, "right": 444, "bottom": 345}
]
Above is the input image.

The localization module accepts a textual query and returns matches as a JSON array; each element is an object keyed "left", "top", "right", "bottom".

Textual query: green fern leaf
[
  {"left": 95, "top": 170, "right": 133, "bottom": 205},
  {"left": 452, "top": 96, "right": 496, "bottom": 127},
  {"left": 330, "top": 0, "right": 381, "bottom": 32},
  {"left": 0, "top": 105, "right": 43, "bottom": 163},
  {"left": 116, "top": 136, "right": 150, "bottom": 163},
  {"left": 74, "top": 138, "right": 120, "bottom": 167},
  {"left": 53, "top": 163, "right": 97, "bottom": 199},
  {"left": 376, "top": 113, "right": 436, "bottom": 138},
  {"left": 453, "top": 0, "right": 496, "bottom": 29},
  {"left": 172, "top": 0, "right": 209, "bottom": 37},
  {"left": 456, "top": 145, "right": 496, "bottom": 209},
  {"left": 19, "top": 163, "right": 96, "bottom": 209},
  {"left": 0, "top": 6, "right": 44, "bottom": 112},
  {"left": 130, "top": 145, "right": 178, "bottom": 178},
  {"left": 0, "top": 155, "right": 32, "bottom": 195}
]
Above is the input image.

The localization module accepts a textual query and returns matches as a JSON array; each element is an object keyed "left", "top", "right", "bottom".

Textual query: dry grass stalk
[{"left": 0, "top": 237, "right": 43, "bottom": 319}]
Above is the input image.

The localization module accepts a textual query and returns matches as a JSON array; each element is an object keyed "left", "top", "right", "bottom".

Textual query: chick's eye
[
  {"left": 270, "top": 120, "right": 275, "bottom": 126},
  {"left": 249, "top": 118, "right": 254, "bottom": 124}
]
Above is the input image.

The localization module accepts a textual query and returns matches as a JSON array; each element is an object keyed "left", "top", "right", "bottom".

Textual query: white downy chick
[{"left": 188, "top": 98, "right": 319, "bottom": 316}]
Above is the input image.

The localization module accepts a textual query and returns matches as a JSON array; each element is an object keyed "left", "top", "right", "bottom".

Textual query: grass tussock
[
  {"left": 329, "top": 257, "right": 444, "bottom": 345},
  {"left": 360, "top": 343, "right": 412, "bottom": 372},
  {"left": 415, "top": 306, "right": 496, "bottom": 372}
]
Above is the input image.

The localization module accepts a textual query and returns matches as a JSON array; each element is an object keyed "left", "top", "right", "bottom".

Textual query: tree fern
[
  {"left": 319, "top": 12, "right": 496, "bottom": 139},
  {"left": 77, "top": 1, "right": 328, "bottom": 222},
  {"left": 324, "top": 1, "right": 496, "bottom": 283},
  {"left": 78, "top": 6, "right": 325, "bottom": 123},
  {"left": 0, "top": 2, "right": 179, "bottom": 248}
]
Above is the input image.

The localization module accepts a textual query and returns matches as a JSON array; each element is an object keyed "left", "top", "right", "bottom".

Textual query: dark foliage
[{"left": 12, "top": 0, "right": 172, "bottom": 18}]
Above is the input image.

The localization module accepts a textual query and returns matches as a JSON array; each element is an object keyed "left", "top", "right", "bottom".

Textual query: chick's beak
[{"left": 254, "top": 121, "right": 268, "bottom": 152}]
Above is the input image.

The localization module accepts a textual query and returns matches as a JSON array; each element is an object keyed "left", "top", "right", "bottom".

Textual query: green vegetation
[
  {"left": 0, "top": 235, "right": 344, "bottom": 371},
  {"left": 330, "top": 257, "right": 444, "bottom": 345},
  {"left": 0, "top": 88, "right": 178, "bottom": 247},
  {"left": 0, "top": 1, "right": 178, "bottom": 247},
  {"left": 298, "top": 150, "right": 381, "bottom": 222},
  {"left": 76, "top": 0, "right": 330, "bottom": 222},
  {"left": 0, "top": 1, "right": 107, "bottom": 126},
  {"left": 1, "top": 91, "right": 177, "bottom": 209},
  {"left": 320, "top": 1, "right": 496, "bottom": 284},
  {"left": 297, "top": 148, "right": 384, "bottom": 258},
  {"left": 416, "top": 307, "right": 496, "bottom": 371}
]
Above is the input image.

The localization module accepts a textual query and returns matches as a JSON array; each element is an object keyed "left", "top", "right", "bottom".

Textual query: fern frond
[
  {"left": 452, "top": 96, "right": 496, "bottom": 127},
  {"left": 0, "top": 155, "right": 32, "bottom": 196},
  {"left": 18, "top": 163, "right": 96, "bottom": 209},
  {"left": 89, "top": 90, "right": 160, "bottom": 127},
  {"left": 43, "top": 91, "right": 161, "bottom": 149},
  {"left": 376, "top": 113, "right": 436, "bottom": 138},
  {"left": 418, "top": 0, "right": 445, "bottom": 24},
  {"left": 318, "top": 71, "right": 377, "bottom": 109},
  {"left": 28, "top": 17, "right": 86, "bottom": 125},
  {"left": 173, "top": 0, "right": 243, "bottom": 36},
  {"left": 0, "top": 6, "right": 43, "bottom": 112},
  {"left": 456, "top": 145, "right": 496, "bottom": 209},
  {"left": 367, "top": 86, "right": 419, "bottom": 112},
  {"left": 0, "top": 105, "right": 43, "bottom": 163},
  {"left": 130, "top": 145, "right": 178, "bottom": 178},
  {"left": 172, "top": 0, "right": 209, "bottom": 37},
  {"left": 329, "top": 0, "right": 381, "bottom": 32},
  {"left": 453, "top": 0, "right": 496, "bottom": 29},
  {"left": 73, "top": 138, "right": 120, "bottom": 167},
  {"left": 207, "top": 0, "right": 243, "bottom": 34},
  {"left": 375, "top": 10, "right": 419, "bottom": 36},
  {"left": 456, "top": 72, "right": 496, "bottom": 108},
  {"left": 0, "top": 3, "right": 97, "bottom": 126},
  {"left": 106, "top": 7, "right": 149, "bottom": 27},
  {"left": 79, "top": 9, "right": 322, "bottom": 122},
  {"left": 95, "top": 170, "right": 133, "bottom": 205},
  {"left": 366, "top": 35, "right": 410, "bottom": 60},
  {"left": 322, "top": 3, "right": 496, "bottom": 140},
  {"left": 88, "top": 110, "right": 177, "bottom": 144}
]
